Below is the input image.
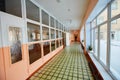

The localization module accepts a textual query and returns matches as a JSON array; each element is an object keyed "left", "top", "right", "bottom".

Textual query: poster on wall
[{"left": 9, "top": 27, "right": 22, "bottom": 64}]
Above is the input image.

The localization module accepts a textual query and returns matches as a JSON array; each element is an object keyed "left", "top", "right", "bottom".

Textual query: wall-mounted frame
[{"left": 9, "top": 27, "right": 22, "bottom": 64}]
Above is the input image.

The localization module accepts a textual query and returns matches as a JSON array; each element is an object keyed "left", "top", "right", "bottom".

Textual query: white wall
[{"left": 66, "top": 32, "right": 70, "bottom": 46}]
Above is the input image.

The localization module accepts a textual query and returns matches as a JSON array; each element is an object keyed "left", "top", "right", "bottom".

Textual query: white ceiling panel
[{"left": 35, "top": 0, "right": 89, "bottom": 30}]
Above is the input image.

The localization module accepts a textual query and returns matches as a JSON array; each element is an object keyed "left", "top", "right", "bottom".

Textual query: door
[{"left": 0, "top": 12, "right": 28, "bottom": 80}]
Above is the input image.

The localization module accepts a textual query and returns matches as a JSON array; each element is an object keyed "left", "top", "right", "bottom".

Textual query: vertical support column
[{"left": 106, "top": 3, "right": 111, "bottom": 71}]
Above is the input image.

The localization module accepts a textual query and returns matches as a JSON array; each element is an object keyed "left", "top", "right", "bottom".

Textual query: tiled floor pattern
[{"left": 29, "top": 43, "right": 94, "bottom": 80}]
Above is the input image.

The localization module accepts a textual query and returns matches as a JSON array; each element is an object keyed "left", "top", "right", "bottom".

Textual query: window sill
[{"left": 88, "top": 53, "right": 113, "bottom": 80}]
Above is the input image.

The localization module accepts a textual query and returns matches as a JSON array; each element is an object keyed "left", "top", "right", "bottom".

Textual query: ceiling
[{"left": 35, "top": 0, "right": 89, "bottom": 30}]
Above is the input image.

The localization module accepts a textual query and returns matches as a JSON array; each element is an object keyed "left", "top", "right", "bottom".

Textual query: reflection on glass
[
  {"left": 56, "top": 40, "right": 59, "bottom": 48},
  {"left": 51, "top": 41, "right": 55, "bottom": 51},
  {"left": 92, "top": 19, "right": 96, "bottom": 27},
  {"left": 111, "top": 0, "right": 120, "bottom": 18},
  {"left": 26, "top": 0, "right": 40, "bottom": 22},
  {"left": 42, "top": 10, "right": 49, "bottom": 25},
  {"left": 58, "top": 31, "right": 61, "bottom": 38},
  {"left": 51, "top": 29, "right": 55, "bottom": 39},
  {"left": 110, "top": 18, "right": 120, "bottom": 79},
  {"left": 43, "top": 42, "right": 50, "bottom": 56},
  {"left": 100, "top": 24, "right": 107, "bottom": 65},
  {"left": 1, "top": 0, "right": 22, "bottom": 17},
  {"left": 27, "top": 22, "right": 40, "bottom": 42},
  {"left": 56, "top": 30, "right": 58, "bottom": 38},
  {"left": 56, "top": 20, "right": 58, "bottom": 29},
  {"left": 97, "top": 8, "right": 107, "bottom": 25},
  {"left": 60, "top": 39, "right": 62, "bottom": 46},
  {"left": 42, "top": 27, "right": 49, "bottom": 40},
  {"left": 28, "top": 43, "right": 41, "bottom": 64},
  {"left": 94, "top": 28, "right": 98, "bottom": 57},
  {"left": 9, "top": 27, "right": 22, "bottom": 64},
  {"left": 50, "top": 16, "right": 55, "bottom": 27}
]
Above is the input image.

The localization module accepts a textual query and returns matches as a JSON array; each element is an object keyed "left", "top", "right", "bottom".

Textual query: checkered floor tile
[{"left": 29, "top": 43, "right": 94, "bottom": 80}]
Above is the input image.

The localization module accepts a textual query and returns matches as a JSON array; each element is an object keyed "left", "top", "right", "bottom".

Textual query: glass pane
[
  {"left": 28, "top": 43, "right": 41, "bottom": 64},
  {"left": 51, "top": 41, "right": 55, "bottom": 51},
  {"left": 42, "top": 10, "right": 49, "bottom": 25},
  {"left": 56, "top": 20, "right": 58, "bottom": 29},
  {"left": 56, "top": 30, "right": 58, "bottom": 38},
  {"left": 100, "top": 24, "right": 107, "bottom": 65},
  {"left": 42, "top": 27, "right": 49, "bottom": 40},
  {"left": 94, "top": 28, "right": 98, "bottom": 57},
  {"left": 110, "top": 18, "right": 120, "bottom": 79},
  {"left": 26, "top": 0, "right": 40, "bottom": 22},
  {"left": 50, "top": 17, "right": 55, "bottom": 27},
  {"left": 9, "top": 27, "right": 22, "bottom": 64},
  {"left": 92, "top": 19, "right": 96, "bottom": 28},
  {"left": 1, "top": 0, "right": 22, "bottom": 17},
  {"left": 27, "top": 23, "right": 40, "bottom": 42},
  {"left": 58, "top": 31, "right": 61, "bottom": 38},
  {"left": 60, "top": 39, "right": 62, "bottom": 46},
  {"left": 111, "top": 0, "right": 120, "bottom": 18},
  {"left": 97, "top": 8, "right": 107, "bottom": 25},
  {"left": 43, "top": 42, "right": 50, "bottom": 56},
  {"left": 51, "top": 29, "right": 55, "bottom": 39},
  {"left": 56, "top": 40, "right": 59, "bottom": 48}
]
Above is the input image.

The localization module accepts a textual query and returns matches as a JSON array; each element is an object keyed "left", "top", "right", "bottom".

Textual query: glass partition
[
  {"left": 97, "top": 8, "right": 107, "bottom": 25},
  {"left": 27, "top": 22, "right": 40, "bottom": 42},
  {"left": 43, "top": 42, "right": 50, "bottom": 55},
  {"left": 50, "top": 16, "right": 55, "bottom": 27},
  {"left": 26, "top": 0, "right": 40, "bottom": 22},
  {"left": 28, "top": 43, "right": 41, "bottom": 64},
  {"left": 42, "top": 27, "right": 49, "bottom": 40},
  {"left": 100, "top": 24, "right": 107, "bottom": 65},
  {"left": 51, "top": 41, "right": 55, "bottom": 51},
  {"left": 42, "top": 10, "right": 49, "bottom": 25},
  {"left": 56, "top": 40, "right": 59, "bottom": 48},
  {"left": 51, "top": 29, "right": 55, "bottom": 39},
  {"left": 56, "top": 30, "right": 58, "bottom": 38},
  {"left": 94, "top": 28, "right": 98, "bottom": 57},
  {"left": 110, "top": 18, "right": 120, "bottom": 79},
  {"left": 56, "top": 20, "right": 58, "bottom": 29},
  {"left": 111, "top": 0, "right": 120, "bottom": 18},
  {"left": 1, "top": 0, "right": 22, "bottom": 17}
]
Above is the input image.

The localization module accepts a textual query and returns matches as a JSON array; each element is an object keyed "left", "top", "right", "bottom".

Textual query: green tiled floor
[{"left": 29, "top": 43, "right": 94, "bottom": 80}]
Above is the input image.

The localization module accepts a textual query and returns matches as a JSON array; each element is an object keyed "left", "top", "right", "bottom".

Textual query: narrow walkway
[{"left": 29, "top": 43, "right": 94, "bottom": 80}]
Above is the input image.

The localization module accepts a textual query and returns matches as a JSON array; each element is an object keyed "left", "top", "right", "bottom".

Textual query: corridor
[{"left": 28, "top": 43, "right": 94, "bottom": 80}]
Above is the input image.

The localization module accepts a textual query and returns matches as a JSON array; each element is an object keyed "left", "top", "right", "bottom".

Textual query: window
[
  {"left": 42, "top": 10, "right": 49, "bottom": 25},
  {"left": 56, "top": 30, "right": 58, "bottom": 38},
  {"left": 100, "top": 24, "right": 107, "bottom": 65},
  {"left": 28, "top": 43, "right": 41, "bottom": 64},
  {"left": 51, "top": 41, "right": 55, "bottom": 51},
  {"left": 50, "top": 17, "right": 55, "bottom": 27},
  {"left": 94, "top": 28, "right": 98, "bottom": 57},
  {"left": 43, "top": 42, "right": 50, "bottom": 56},
  {"left": 111, "top": 0, "right": 120, "bottom": 18},
  {"left": 56, "top": 20, "right": 58, "bottom": 29},
  {"left": 97, "top": 8, "right": 107, "bottom": 25},
  {"left": 110, "top": 18, "right": 120, "bottom": 79},
  {"left": 51, "top": 29, "right": 55, "bottom": 39},
  {"left": 27, "top": 23, "right": 40, "bottom": 42},
  {"left": 56, "top": 40, "right": 59, "bottom": 48},
  {"left": 0, "top": 0, "right": 22, "bottom": 17},
  {"left": 42, "top": 27, "right": 49, "bottom": 40},
  {"left": 26, "top": 0, "right": 40, "bottom": 22},
  {"left": 111, "top": 0, "right": 117, "bottom": 10},
  {"left": 92, "top": 19, "right": 96, "bottom": 28}
]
